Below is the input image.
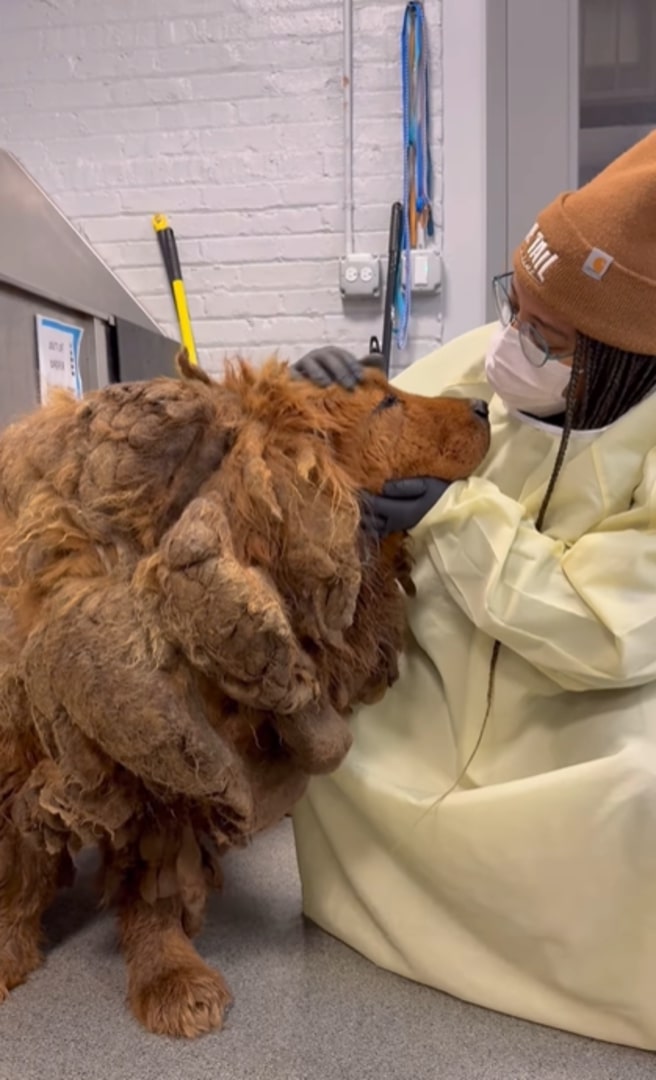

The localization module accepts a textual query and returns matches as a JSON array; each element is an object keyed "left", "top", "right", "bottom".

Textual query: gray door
[
  {"left": 441, "top": 0, "right": 655, "bottom": 343},
  {"left": 579, "top": 0, "right": 656, "bottom": 184},
  {"left": 507, "top": 0, "right": 656, "bottom": 254}
]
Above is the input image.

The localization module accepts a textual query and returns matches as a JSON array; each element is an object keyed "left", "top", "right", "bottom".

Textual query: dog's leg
[
  {"left": 0, "top": 728, "right": 64, "bottom": 999},
  {"left": 118, "top": 892, "right": 232, "bottom": 1038},
  {"left": 0, "top": 820, "right": 63, "bottom": 1001}
]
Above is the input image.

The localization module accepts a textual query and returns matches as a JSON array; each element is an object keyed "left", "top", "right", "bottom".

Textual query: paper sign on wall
[{"left": 35, "top": 315, "right": 84, "bottom": 404}]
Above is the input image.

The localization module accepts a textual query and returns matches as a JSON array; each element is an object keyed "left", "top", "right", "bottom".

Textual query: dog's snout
[{"left": 471, "top": 398, "right": 489, "bottom": 421}]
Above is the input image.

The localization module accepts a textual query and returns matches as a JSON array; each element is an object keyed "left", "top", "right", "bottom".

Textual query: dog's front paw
[
  {"left": 130, "top": 963, "right": 232, "bottom": 1038},
  {"left": 0, "top": 937, "right": 43, "bottom": 1001}
]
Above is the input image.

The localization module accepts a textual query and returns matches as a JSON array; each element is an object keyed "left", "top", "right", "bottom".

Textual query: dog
[{"left": 0, "top": 352, "right": 489, "bottom": 1037}]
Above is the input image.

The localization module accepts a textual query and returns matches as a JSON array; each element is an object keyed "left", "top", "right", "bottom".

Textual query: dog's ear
[{"left": 176, "top": 348, "right": 212, "bottom": 385}]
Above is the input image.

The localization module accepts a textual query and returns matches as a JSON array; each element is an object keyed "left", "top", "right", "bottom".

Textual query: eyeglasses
[{"left": 492, "top": 272, "right": 571, "bottom": 368}]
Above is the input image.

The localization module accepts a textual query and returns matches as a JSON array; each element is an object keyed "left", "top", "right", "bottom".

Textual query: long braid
[
  {"left": 438, "top": 336, "right": 586, "bottom": 801},
  {"left": 535, "top": 341, "right": 586, "bottom": 531}
]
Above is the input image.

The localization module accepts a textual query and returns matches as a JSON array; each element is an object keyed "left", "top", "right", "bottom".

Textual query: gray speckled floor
[{"left": 0, "top": 820, "right": 652, "bottom": 1080}]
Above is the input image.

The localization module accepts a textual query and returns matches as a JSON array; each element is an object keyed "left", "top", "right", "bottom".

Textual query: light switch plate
[{"left": 408, "top": 248, "right": 441, "bottom": 293}]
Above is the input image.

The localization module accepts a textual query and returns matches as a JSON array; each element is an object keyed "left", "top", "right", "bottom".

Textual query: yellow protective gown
[{"left": 293, "top": 323, "right": 656, "bottom": 1050}]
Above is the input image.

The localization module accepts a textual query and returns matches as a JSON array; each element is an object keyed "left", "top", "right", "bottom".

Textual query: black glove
[
  {"left": 292, "top": 346, "right": 385, "bottom": 390},
  {"left": 360, "top": 477, "right": 451, "bottom": 539}
]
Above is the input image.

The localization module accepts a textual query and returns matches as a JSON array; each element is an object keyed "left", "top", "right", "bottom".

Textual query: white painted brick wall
[{"left": 0, "top": 0, "right": 443, "bottom": 374}]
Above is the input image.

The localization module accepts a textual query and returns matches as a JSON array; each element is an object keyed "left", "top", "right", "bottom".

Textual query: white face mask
[{"left": 485, "top": 323, "right": 572, "bottom": 418}]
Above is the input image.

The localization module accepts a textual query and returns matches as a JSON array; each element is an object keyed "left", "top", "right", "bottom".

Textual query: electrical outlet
[{"left": 339, "top": 253, "right": 381, "bottom": 298}]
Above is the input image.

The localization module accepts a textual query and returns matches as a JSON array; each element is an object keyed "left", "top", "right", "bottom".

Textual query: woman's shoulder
[{"left": 392, "top": 323, "right": 496, "bottom": 397}]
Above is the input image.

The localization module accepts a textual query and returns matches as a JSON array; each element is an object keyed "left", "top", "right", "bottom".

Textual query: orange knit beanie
[{"left": 513, "top": 131, "right": 656, "bottom": 356}]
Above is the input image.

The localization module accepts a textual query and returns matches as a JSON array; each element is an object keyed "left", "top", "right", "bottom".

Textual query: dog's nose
[{"left": 471, "top": 398, "right": 489, "bottom": 420}]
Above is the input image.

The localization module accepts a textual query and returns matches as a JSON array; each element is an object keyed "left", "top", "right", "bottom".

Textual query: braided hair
[
  {"left": 575, "top": 336, "right": 656, "bottom": 430},
  {"left": 535, "top": 334, "right": 656, "bottom": 531}
]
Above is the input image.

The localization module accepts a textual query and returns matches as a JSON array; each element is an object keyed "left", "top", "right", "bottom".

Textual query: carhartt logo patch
[
  {"left": 521, "top": 222, "right": 559, "bottom": 283},
  {"left": 582, "top": 248, "right": 614, "bottom": 280}
]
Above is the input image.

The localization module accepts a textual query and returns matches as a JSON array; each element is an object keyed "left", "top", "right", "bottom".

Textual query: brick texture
[{"left": 0, "top": 0, "right": 442, "bottom": 373}]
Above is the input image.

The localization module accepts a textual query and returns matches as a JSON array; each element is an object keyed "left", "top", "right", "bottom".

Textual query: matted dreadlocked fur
[{"left": 0, "top": 353, "right": 489, "bottom": 1039}]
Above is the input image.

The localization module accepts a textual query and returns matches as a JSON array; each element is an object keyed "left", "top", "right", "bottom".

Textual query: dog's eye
[{"left": 376, "top": 394, "right": 399, "bottom": 412}]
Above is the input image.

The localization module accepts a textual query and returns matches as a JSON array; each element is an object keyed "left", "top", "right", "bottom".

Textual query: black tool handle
[{"left": 381, "top": 201, "right": 404, "bottom": 375}]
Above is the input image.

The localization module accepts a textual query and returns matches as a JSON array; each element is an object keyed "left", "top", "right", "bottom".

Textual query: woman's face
[{"left": 511, "top": 276, "right": 577, "bottom": 367}]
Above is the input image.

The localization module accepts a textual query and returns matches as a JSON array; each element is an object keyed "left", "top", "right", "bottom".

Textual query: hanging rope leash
[{"left": 395, "top": 1, "right": 434, "bottom": 350}]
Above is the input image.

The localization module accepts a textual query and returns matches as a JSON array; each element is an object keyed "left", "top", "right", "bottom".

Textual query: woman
[{"left": 292, "top": 132, "right": 656, "bottom": 1049}]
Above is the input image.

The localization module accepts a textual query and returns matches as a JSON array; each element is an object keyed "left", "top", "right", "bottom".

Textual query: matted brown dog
[{"left": 0, "top": 353, "right": 489, "bottom": 1037}]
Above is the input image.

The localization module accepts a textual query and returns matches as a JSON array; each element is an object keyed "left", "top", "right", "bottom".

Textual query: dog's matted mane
[{"left": 0, "top": 350, "right": 489, "bottom": 1036}]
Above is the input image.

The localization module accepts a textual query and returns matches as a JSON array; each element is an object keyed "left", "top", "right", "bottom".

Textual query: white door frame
[{"left": 441, "top": 0, "right": 579, "bottom": 343}]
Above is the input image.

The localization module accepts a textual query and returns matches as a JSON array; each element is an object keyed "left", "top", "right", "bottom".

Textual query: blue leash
[{"left": 394, "top": 1, "right": 433, "bottom": 350}]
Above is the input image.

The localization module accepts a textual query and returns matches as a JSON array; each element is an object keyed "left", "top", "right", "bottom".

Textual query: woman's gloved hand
[
  {"left": 360, "top": 478, "right": 451, "bottom": 539},
  {"left": 292, "top": 346, "right": 385, "bottom": 389}
]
